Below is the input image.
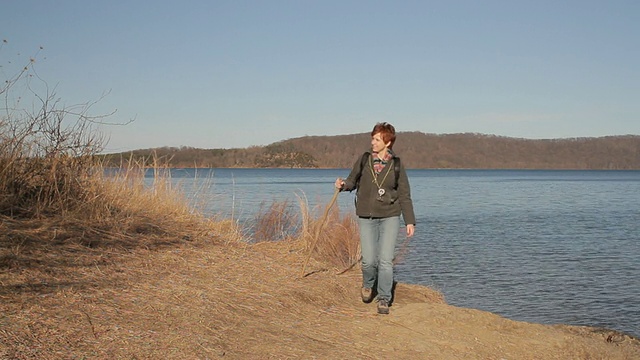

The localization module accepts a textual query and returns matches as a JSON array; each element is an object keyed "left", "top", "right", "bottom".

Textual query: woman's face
[{"left": 371, "top": 132, "right": 390, "bottom": 153}]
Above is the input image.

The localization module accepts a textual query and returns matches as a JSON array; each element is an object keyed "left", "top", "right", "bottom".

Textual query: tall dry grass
[
  {"left": 299, "top": 199, "right": 362, "bottom": 270},
  {"left": 1, "top": 45, "right": 240, "bottom": 256},
  {"left": 1, "top": 156, "right": 242, "bottom": 250},
  {"left": 247, "top": 192, "right": 361, "bottom": 270},
  {"left": 248, "top": 191, "right": 414, "bottom": 272},
  {"left": 249, "top": 199, "right": 299, "bottom": 243}
]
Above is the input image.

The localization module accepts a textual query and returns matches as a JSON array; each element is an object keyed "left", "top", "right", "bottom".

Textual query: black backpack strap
[
  {"left": 394, "top": 156, "right": 401, "bottom": 187},
  {"left": 355, "top": 151, "right": 370, "bottom": 188}
]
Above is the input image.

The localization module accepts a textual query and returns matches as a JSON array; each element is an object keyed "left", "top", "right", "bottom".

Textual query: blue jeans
[{"left": 358, "top": 216, "right": 400, "bottom": 302}]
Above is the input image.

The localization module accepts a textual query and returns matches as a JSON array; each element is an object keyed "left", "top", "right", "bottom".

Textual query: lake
[{"left": 152, "top": 168, "right": 640, "bottom": 338}]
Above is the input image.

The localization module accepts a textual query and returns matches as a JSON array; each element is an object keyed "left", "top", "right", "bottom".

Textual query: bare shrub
[
  {"left": 250, "top": 199, "right": 299, "bottom": 243},
  {"left": 1, "top": 43, "right": 230, "bottom": 249},
  {"left": 1, "top": 44, "right": 108, "bottom": 217}
]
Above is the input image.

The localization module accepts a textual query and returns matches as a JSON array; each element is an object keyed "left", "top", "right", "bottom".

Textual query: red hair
[{"left": 371, "top": 122, "right": 396, "bottom": 149}]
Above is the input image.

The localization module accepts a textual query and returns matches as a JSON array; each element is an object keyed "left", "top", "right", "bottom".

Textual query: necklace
[{"left": 369, "top": 156, "right": 393, "bottom": 201}]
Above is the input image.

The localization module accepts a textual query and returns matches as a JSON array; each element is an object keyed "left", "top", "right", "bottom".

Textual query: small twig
[
  {"left": 93, "top": 262, "right": 105, "bottom": 276},
  {"left": 81, "top": 310, "right": 98, "bottom": 339},
  {"left": 302, "top": 268, "right": 328, "bottom": 278}
]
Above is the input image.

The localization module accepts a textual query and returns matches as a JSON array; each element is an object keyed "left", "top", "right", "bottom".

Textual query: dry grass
[
  {"left": 303, "top": 205, "right": 362, "bottom": 270},
  {"left": 0, "top": 149, "right": 243, "bottom": 312},
  {"left": 249, "top": 199, "right": 299, "bottom": 243},
  {"left": 249, "top": 190, "right": 412, "bottom": 273},
  {"left": 0, "top": 153, "right": 443, "bottom": 358},
  {"left": 0, "top": 227, "right": 446, "bottom": 359},
  {"left": 247, "top": 191, "right": 362, "bottom": 272}
]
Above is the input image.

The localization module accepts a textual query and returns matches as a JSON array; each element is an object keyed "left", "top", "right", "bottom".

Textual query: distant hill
[{"left": 100, "top": 132, "right": 640, "bottom": 170}]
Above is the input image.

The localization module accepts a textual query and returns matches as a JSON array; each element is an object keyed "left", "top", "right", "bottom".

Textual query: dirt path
[{"left": 1, "top": 239, "right": 638, "bottom": 359}]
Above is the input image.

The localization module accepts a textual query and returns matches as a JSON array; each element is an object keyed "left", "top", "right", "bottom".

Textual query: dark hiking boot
[{"left": 377, "top": 299, "right": 389, "bottom": 314}]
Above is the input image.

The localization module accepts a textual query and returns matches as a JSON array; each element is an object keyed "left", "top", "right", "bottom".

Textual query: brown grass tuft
[
  {"left": 295, "top": 192, "right": 361, "bottom": 270},
  {"left": 249, "top": 199, "right": 299, "bottom": 243}
]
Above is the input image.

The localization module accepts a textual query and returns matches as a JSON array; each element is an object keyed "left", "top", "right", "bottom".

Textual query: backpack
[{"left": 354, "top": 151, "right": 401, "bottom": 189}]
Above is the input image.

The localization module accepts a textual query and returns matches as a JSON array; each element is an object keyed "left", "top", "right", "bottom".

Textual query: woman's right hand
[{"left": 335, "top": 178, "right": 345, "bottom": 189}]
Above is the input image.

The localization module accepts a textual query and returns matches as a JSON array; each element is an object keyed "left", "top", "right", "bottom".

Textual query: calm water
[{"left": 154, "top": 168, "right": 640, "bottom": 338}]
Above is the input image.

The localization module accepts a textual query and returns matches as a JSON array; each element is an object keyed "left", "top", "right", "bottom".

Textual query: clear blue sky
[{"left": 2, "top": 1, "right": 639, "bottom": 153}]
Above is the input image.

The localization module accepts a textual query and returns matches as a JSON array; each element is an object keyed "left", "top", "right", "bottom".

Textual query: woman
[{"left": 335, "top": 122, "right": 416, "bottom": 314}]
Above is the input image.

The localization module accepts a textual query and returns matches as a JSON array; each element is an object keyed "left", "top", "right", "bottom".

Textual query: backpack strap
[
  {"left": 355, "top": 151, "right": 370, "bottom": 188},
  {"left": 393, "top": 156, "right": 401, "bottom": 188}
]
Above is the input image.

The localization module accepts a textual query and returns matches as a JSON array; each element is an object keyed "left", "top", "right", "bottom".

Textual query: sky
[{"left": 1, "top": 1, "right": 639, "bottom": 153}]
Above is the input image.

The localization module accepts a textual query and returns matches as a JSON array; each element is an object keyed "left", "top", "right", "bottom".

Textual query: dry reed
[
  {"left": 295, "top": 191, "right": 361, "bottom": 270},
  {"left": 249, "top": 199, "right": 299, "bottom": 243},
  {"left": 246, "top": 189, "right": 362, "bottom": 272}
]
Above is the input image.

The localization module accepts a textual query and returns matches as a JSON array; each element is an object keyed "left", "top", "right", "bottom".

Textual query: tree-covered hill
[{"left": 100, "top": 132, "right": 640, "bottom": 170}]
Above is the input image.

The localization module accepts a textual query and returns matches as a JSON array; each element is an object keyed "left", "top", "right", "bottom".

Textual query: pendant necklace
[{"left": 369, "top": 156, "right": 393, "bottom": 201}]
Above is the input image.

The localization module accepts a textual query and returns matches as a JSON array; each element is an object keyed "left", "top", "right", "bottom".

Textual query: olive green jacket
[{"left": 341, "top": 152, "right": 416, "bottom": 225}]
